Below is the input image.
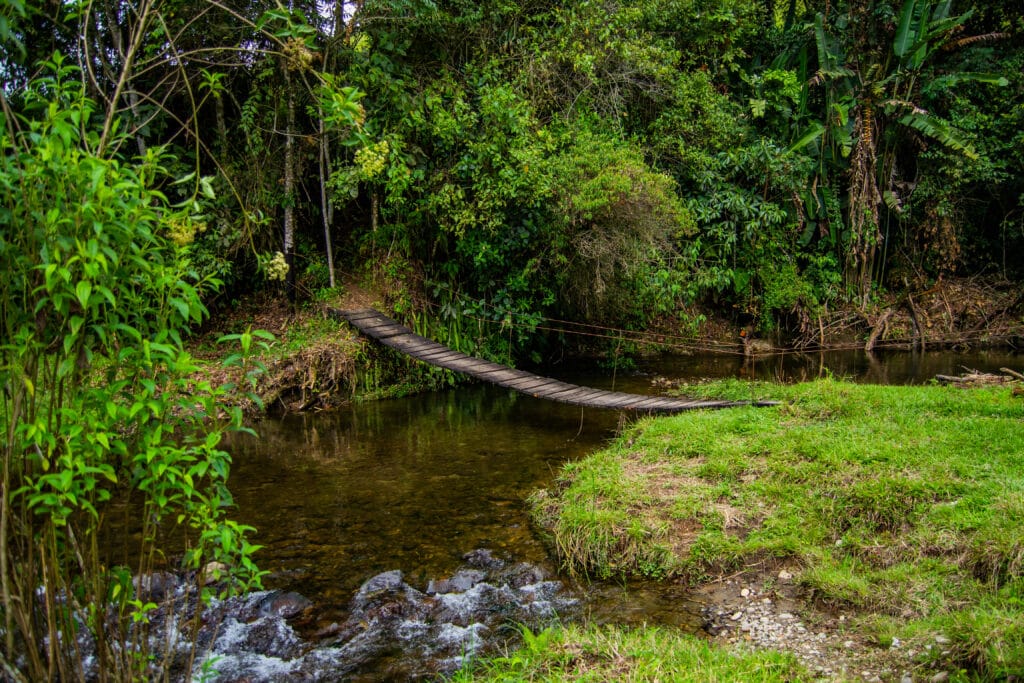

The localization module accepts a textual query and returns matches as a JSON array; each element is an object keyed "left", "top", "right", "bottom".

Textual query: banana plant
[{"left": 781, "top": 0, "right": 1006, "bottom": 302}]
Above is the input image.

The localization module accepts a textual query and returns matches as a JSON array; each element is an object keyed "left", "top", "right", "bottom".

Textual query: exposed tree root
[
  {"left": 789, "top": 277, "right": 1024, "bottom": 351},
  {"left": 257, "top": 342, "right": 356, "bottom": 414},
  {"left": 864, "top": 309, "right": 894, "bottom": 352}
]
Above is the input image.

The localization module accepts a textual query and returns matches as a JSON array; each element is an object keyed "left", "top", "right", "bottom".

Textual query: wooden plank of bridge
[{"left": 331, "top": 307, "right": 777, "bottom": 414}]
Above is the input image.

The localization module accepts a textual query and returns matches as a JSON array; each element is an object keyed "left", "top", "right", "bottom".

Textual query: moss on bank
[{"left": 528, "top": 380, "right": 1024, "bottom": 678}]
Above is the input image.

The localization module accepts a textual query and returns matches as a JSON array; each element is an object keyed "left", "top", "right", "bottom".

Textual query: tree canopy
[{"left": 3, "top": 0, "right": 1022, "bottom": 339}]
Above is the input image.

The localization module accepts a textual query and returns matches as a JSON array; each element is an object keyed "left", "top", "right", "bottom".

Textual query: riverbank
[
  {"left": 512, "top": 379, "right": 1023, "bottom": 681},
  {"left": 186, "top": 286, "right": 1024, "bottom": 680},
  {"left": 189, "top": 274, "right": 1024, "bottom": 416}
]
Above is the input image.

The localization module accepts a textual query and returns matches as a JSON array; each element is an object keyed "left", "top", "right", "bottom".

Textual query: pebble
[{"left": 699, "top": 576, "right": 951, "bottom": 683}]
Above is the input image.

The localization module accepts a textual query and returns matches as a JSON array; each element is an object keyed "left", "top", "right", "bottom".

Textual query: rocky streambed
[
  {"left": 203, "top": 549, "right": 575, "bottom": 681},
  {"left": 61, "top": 553, "right": 973, "bottom": 682},
  {"left": 68, "top": 550, "right": 575, "bottom": 681}
]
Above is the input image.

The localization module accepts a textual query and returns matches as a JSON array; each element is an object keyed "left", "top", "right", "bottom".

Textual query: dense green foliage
[
  {"left": 1, "top": 1, "right": 1021, "bottom": 678},
  {"left": 0, "top": 57, "right": 264, "bottom": 680},
  {"left": 530, "top": 380, "right": 1024, "bottom": 677},
  {"left": 4, "top": 0, "right": 1020, "bottom": 356}
]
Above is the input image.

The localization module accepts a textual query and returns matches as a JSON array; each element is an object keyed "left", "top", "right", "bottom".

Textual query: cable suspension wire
[{"left": 322, "top": 266, "right": 1016, "bottom": 357}]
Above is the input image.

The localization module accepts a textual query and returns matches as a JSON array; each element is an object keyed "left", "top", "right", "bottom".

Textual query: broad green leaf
[
  {"left": 786, "top": 122, "right": 825, "bottom": 154},
  {"left": 200, "top": 175, "right": 216, "bottom": 199},
  {"left": 924, "top": 72, "right": 1008, "bottom": 94},
  {"left": 170, "top": 298, "right": 191, "bottom": 321},
  {"left": 894, "top": 0, "right": 919, "bottom": 58},
  {"left": 76, "top": 281, "right": 92, "bottom": 308},
  {"left": 898, "top": 112, "right": 978, "bottom": 159}
]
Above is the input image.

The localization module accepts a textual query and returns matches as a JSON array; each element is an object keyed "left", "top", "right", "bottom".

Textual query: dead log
[
  {"left": 865, "top": 309, "right": 894, "bottom": 353},
  {"left": 1000, "top": 367, "right": 1024, "bottom": 382}
]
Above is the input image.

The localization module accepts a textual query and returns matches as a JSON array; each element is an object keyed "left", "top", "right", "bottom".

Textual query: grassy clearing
[
  {"left": 451, "top": 623, "right": 806, "bottom": 682},
  {"left": 529, "top": 379, "right": 1024, "bottom": 677}
]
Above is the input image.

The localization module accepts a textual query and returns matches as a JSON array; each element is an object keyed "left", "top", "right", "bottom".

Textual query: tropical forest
[{"left": 2, "top": 0, "right": 1023, "bottom": 680}]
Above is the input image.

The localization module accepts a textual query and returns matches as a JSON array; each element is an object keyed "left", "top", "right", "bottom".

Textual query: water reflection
[
  {"left": 225, "top": 385, "right": 621, "bottom": 622},
  {"left": 549, "top": 348, "right": 1021, "bottom": 388}
]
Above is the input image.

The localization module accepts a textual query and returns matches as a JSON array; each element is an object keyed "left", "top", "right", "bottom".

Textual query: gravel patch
[{"left": 697, "top": 569, "right": 955, "bottom": 682}]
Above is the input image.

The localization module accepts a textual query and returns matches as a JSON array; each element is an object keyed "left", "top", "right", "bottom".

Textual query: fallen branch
[
  {"left": 865, "top": 309, "right": 894, "bottom": 353},
  {"left": 934, "top": 367, "right": 1024, "bottom": 386},
  {"left": 1000, "top": 367, "right": 1024, "bottom": 382}
]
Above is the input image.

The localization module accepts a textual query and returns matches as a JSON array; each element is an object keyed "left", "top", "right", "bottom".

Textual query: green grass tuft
[
  {"left": 530, "top": 379, "right": 1024, "bottom": 677},
  {"left": 450, "top": 623, "right": 807, "bottom": 682}
]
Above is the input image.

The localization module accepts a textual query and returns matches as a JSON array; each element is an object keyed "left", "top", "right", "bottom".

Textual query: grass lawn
[{"left": 520, "top": 379, "right": 1024, "bottom": 680}]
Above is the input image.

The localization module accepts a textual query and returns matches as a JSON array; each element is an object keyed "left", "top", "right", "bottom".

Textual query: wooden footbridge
[{"left": 334, "top": 308, "right": 777, "bottom": 414}]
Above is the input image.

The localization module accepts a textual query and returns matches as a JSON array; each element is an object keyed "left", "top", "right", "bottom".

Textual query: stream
[{"left": 202, "top": 348, "right": 1019, "bottom": 679}]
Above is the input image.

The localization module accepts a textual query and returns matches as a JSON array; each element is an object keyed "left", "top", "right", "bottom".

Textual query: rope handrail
[{"left": 333, "top": 307, "right": 780, "bottom": 413}]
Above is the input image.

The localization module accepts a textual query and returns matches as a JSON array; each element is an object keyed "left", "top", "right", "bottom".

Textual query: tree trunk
[
  {"left": 97, "top": 0, "right": 152, "bottom": 156},
  {"left": 847, "top": 103, "right": 882, "bottom": 306},
  {"left": 214, "top": 92, "right": 228, "bottom": 154},
  {"left": 319, "top": 115, "right": 336, "bottom": 289},
  {"left": 127, "top": 88, "right": 148, "bottom": 157},
  {"left": 283, "top": 66, "right": 297, "bottom": 304}
]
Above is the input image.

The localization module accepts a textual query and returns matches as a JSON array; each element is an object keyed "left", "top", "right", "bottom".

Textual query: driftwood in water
[{"left": 934, "top": 367, "right": 1024, "bottom": 386}]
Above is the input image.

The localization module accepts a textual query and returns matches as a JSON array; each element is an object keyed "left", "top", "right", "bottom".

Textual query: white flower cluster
[{"left": 266, "top": 251, "right": 289, "bottom": 281}]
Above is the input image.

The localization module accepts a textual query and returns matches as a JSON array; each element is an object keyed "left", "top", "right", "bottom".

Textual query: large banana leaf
[
  {"left": 894, "top": 0, "right": 924, "bottom": 58},
  {"left": 898, "top": 112, "right": 978, "bottom": 160},
  {"left": 786, "top": 121, "right": 825, "bottom": 154}
]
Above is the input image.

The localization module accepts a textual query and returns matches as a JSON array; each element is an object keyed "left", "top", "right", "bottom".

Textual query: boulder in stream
[{"left": 190, "top": 549, "right": 576, "bottom": 681}]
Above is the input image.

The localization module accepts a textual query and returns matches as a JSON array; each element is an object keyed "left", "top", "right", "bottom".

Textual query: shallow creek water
[
  {"left": 224, "top": 348, "right": 1020, "bottom": 633},
  {"left": 224, "top": 384, "right": 621, "bottom": 627}
]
